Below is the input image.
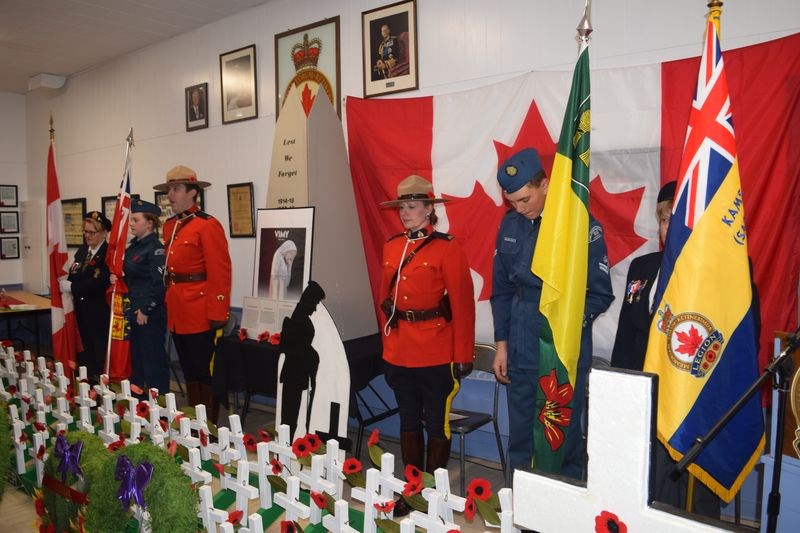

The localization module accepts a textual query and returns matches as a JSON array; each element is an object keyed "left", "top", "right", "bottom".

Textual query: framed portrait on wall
[
  {"left": 185, "top": 82, "right": 209, "bottom": 131},
  {"left": 227, "top": 182, "right": 255, "bottom": 238},
  {"left": 275, "top": 17, "right": 340, "bottom": 117},
  {"left": 0, "top": 237, "right": 19, "bottom": 260},
  {"left": 220, "top": 44, "right": 258, "bottom": 124},
  {"left": 101, "top": 194, "right": 139, "bottom": 221},
  {"left": 0, "top": 184, "right": 18, "bottom": 207},
  {"left": 362, "top": 0, "right": 418, "bottom": 97},
  {"left": 252, "top": 207, "right": 314, "bottom": 302},
  {"left": 62, "top": 198, "right": 87, "bottom": 247}
]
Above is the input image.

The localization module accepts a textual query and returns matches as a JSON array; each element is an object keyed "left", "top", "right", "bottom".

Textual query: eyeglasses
[{"left": 83, "top": 230, "right": 99, "bottom": 235}]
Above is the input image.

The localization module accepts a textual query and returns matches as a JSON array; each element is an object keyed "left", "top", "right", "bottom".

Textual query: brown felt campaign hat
[
  {"left": 379, "top": 175, "right": 449, "bottom": 208},
  {"left": 153, "top": 165, "right": 211, "bottom": 191}
]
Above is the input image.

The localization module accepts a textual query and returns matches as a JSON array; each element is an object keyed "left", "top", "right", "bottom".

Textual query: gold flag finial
[
  {"left": 576, "top": 0, "right": 593, "bottom": 43},
  {"left": 126, "top": 127, "right": 135, "bottom": 147},
  {"left": 707, "top": 0, "right": 723, "bottom": 37},
  {"left": 49, "top": 113, "right": 55, "bottom": 141}
]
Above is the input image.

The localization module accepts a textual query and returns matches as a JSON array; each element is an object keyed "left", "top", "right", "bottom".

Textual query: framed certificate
[
  {"left": 0, "top": 211, "right": 18, "bottom": 233},
  {"left": 62, "top": 198, "right": 86, "bottom": 247},
  {"left": 0, "top": 185, "right": 18, "bottom": 207},
  {"left": 227, "top": 182, "right": 255, "bottom": 238}
]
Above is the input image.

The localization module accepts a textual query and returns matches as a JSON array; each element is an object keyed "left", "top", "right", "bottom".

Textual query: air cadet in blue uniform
[
  {"left": 110, "top": 199, "right": 169, "bottom": 396},
  {"left": 490, "top": 148, "right": 614, "bottom": 480}
]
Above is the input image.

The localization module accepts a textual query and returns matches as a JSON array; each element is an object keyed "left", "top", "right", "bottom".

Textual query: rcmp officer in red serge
[
  {"left": 155, "top": 165, "right": 232, "bottom": 425},
  {"left": 379, "top": 175, "right": 475, "bottom": 516}
]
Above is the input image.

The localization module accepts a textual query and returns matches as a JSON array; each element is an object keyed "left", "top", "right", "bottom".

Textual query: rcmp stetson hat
[
  {"left": 131, "top": 199, "right": 162, "bottom": 216},
  {"left": 497, "top": 148, "right": 544, "bottom": 194},
  {"left": 153, "top": 165, "right": 211, "bottom": 191},
  {"left": 379, "top": 175, "right": 449, "bottom": 208},
  {"left": 84, "top": 210, "right": 112, "bottom": 231}
]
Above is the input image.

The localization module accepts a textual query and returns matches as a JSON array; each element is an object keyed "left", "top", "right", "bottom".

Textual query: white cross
[
  {"left": 252, "top": 441, "right": 273, "bottom": 509},
  {"left": 33, "top": 409, "right": 50, "bottom": 444},
  {"left": 210, "top": 426, "right": 239, "bottom": 466},
  {"left": 190, "top": 403, "right": 211, "bottom": 460},
  {"left": 174, "top": 416, "right": 200, "bottom": 450},
  {"left": 298, "top": 453, "right": 337, "bottom": 524},
  {"left": 99, "top": 393, "right": 120, "bottom": 424},
  {"left": 36, "top": 357, "right": 55, "bottom": 398},
  {"left": 93, "top": 374, "right": 115, "bottom": 400},
  {"left": 75, "top": 381, "right": 96, "bottom": 410},
  {"left": 416, "top": 467, "right": 466, "bottom": 525},
  {"left": 411, "top": 484, "right": 460, "bottom": 532},
  {"left": 197, "top": 484, "right": 227, "bottom": 532},
  {"left": 497, "top": 487, "right": 520, "bottom": 533},
  {"left": 53, "top": 362, "right": 68, "bottom": 397},
  {"left": 227, "top": 414, "right": 248, "bottom": 460},
  {"left": 181, "top": 447, "right": 212, "bottom": 485},
  {"left": 322, "top": 499, "right": 360, "bottom": 533},
  {"left": 513, "top": 369, "right": 728, "bottom": 532},
  {"left": 350, "top": 468, "right": 394, "bottom": 533},
  {"left": 77, "top": 365, "right": 88, "bottom": 382},
  {"left": 268, "top": 424, "right": 296, "bottom": 479},
  {"left": 322, "top": 438, "right": 345, "bottom": 497},
  {"left": 0, "top": 379, "right": 11, "bottom": 401},
  {"left": 31, "top": 431, "right": 47, "bottom": 485},
  {"left": 237, "top": 513, "right": 263, "bottom": 533},
  {"left": 33, "top": 388, "right": 51, "bottom": 414},
  {"left": 273, "top": 475, "right": 310, "bottom": 522},
  {"left": 12, "top": 418, "right": 28, "bottom": 474},
  {"left": 98, "top": 412, "right": 118, "bottom": 445},
  {"left": 227, "top": 459, "right": 259, "bottom": 527},
  {"left": 125, "top": 421, "right": 142, "bottom": 446}
]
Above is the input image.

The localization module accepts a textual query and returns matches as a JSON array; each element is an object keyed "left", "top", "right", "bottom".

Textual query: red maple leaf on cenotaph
[
  {"left": 588, "top": 177, "right": 647, "bottom": 268},
  {"left": 300, "top": 84, "right": 316, "bottom": 116}
]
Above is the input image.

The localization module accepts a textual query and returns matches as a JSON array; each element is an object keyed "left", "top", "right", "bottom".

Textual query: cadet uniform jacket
[
  {"left": 379, "top": 225, "right": 475, "bottom": 368},
  {"left": 163, "top": 206, "right": 232, "bottom": 334}
]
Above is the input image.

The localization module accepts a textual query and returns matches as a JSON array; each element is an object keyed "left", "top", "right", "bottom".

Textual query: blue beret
[
  {"left": 497, "top": 148, "right": 544, "bottom": 193},
  {"left": 132, "top": 199, "right": 161, "bottom": 216}
]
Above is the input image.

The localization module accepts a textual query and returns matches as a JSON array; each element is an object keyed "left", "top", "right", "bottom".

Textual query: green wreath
[
  {"left": 0, "top": 399, "right": 10, "bottom": 502},
  {"left": 85, "top": 441, "right": 197, "bottom": 533}
]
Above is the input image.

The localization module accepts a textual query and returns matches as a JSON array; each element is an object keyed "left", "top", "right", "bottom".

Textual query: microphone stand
[{"left": 671, "top": 326, "right": 800, "bottom": 533}]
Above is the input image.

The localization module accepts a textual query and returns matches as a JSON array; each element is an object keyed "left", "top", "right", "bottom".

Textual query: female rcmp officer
[{"left": 110, "top": 199, "right": 169, "bottom": 397}]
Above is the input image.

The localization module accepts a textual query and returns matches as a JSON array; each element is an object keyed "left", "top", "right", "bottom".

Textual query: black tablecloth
[{"left": 212, "top": 333, "right": 383, "bottom": 408}]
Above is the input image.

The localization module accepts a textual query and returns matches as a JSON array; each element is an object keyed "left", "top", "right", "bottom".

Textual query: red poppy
[
  {"left": 174, "top": 413, "right": 185, "bottom": 423},
  {"left": 466, "top": 478, "right": 492, "bottom": 501},
  {"left": 58, "top": 429, "right": 66, "bottom": 437},
  {"left": 368, "top": 428, "right": 380, "bottom": 447},
  {"left": 35, "top": 495, "right": 46, "bottom": 516},
  {"left": 310, "top": 491, "right": 327, "bottom": 509},
  {"left": 14, "top": 351, "right": 23, "bottom": 362},
  {"left": 36, "top": 445, "right": 46, "bottom": 460},
  {"left": 167, "top": 439, "right": 177, "bottom": 457},
  {"left": 227, "top": 510, "right": 243, "bottom": 525},
  {"left": 258, "top": 330, "right": 270, "bottom": 342},
  {"left": 8, "top": 384, "right": 17, "bottom": 396},
  {"left": 0, "top": 339, "right": 11, "bottom": 347},
  {"left": 537, "top": 368, "right": 574, "bottom": 451},
  {"left": 43, "top": 395, "right": 52, "bottom": 405},
  {"left": 107, "top": 438, "right": 125, "bottom": 452},
  {"left": 64, "top": 386, "right": 74, "bottom": 403},
  {"left": 33, "top": 421, "right": 46, "bottom": 432},
  {"left": 136, "top": 401, "right": 150, "bottom": 419},
  {"left": 101, "top": 375, "right": 109, "bottom": 386},
  {"left": 149, "top": 388, "right": 158, "bottom": 400},
  {"left": 342, "top": 457, "right": 362, "bottom": 474},
  {"left": 115, "top": 402, "right": 126, "bottom": 419},
  {"left": 292, "top": 436, "right": 312, "bottom": 458},
  {"left": 130, "top": 383, "right": 144, "bottom": 396},
  {"left": 404, "top": 464, "right": 422, "bottom": 482},
  {"left": 159, "top": 419, "right": 168, "bottom": 433},
  {"left": 464, "top": 497, "right": 476, "bottom": 521},
  {"left": 374, "top": 500, "right": 396, "bottom": 514},
  {"left": 595, "top": 510, "right": 627, "bottom": 533},
  {"left": 269, "top": 332, "right": 281, "bottom": 345},
  {"left": 213, "top": 463, "right": 226, "bottom": 476},
  {"left": 238, "top": 328, "right": 248, "bottom": 341},
  {"left": 270, "top": 458, "right": 283, "bottom": 475},
  {"left": 304, "top": 433, "right": 322, "bottom": 452},
  {"left": 259, "top": 430, "right": 272, "bottom": 443},
  {"left": 280, "top": 520, "right": 297, "bottom": 533},
  {"left": 18, "top": 432, "right": 27, "bottom": 443},
  {"left": 402, "top": 480, "right": 422, "bottom": 496},
  {"left": 199, "top": 428, "right": 208, "bottom": 447},
  {"left": 25, "top": 409, "right": 34, "bottom": 421},
  {"left": 243, "top": 433, "right": 257, "bottom": 452},
  {"left": 88, "top": 388, "right": 97, "bottom": 401}
]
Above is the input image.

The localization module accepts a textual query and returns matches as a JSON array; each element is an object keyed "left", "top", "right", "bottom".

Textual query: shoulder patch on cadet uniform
[
  {"left": 432, "top": 231, "right": 454, "bottom": 241},
  {"left": 589, "top": 223, "right": 603, "bottom": 243},
  {"left": 154, "top": 248, "right": 165, "bottom": 256},
  {"left": 196, "top": 210, "right": 210, "bottom": 219}
]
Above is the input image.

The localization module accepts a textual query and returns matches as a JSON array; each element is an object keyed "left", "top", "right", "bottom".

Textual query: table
[
  {"left": 211, "top": 332, "right": 397, "bottom": 452},
  {"left": 0, "top": 290, "right": 51, "bottom": 355}
]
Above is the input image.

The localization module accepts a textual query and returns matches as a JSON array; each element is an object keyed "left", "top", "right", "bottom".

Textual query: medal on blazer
[{"left": 625, "top": 279, "right": 648, "bottom": 304}]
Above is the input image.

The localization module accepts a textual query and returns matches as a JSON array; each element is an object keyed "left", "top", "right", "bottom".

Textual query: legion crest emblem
[{"left": 656, "top": 303, "right": 725, "bottom": 378}]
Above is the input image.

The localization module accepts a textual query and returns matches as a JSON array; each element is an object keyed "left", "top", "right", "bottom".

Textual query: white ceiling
[{"left": 0, "top": 0, "right": 270, "bottom": 94}]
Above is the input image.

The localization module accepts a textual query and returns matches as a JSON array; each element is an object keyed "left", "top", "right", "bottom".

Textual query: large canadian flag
[{"left": 346, "top": 32, "right": 800, "bottom": 370}]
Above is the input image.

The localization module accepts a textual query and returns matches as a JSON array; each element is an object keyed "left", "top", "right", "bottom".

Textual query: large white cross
[
  {"left": 227, "top": 459, "right": 259, "bottom": 527},
  {"left": 513, "top": 369, "right": 728, "bottom": 532}
]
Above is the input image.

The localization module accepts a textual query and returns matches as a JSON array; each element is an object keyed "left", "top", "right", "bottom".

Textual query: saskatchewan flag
[{"left": 530, "top": 41, "right": 591, "bottom": 472}]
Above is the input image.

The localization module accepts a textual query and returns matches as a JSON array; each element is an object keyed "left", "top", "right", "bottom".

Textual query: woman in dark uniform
[
  {"left": 65, "top": 211, "right": 111, "bottom": 384},
  {"left": 109, "top": 200, "right": 169, "bottom": 397}
]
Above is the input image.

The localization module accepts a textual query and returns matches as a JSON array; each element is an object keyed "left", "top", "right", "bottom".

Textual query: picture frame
[
  {"left": 227, "top": 182, "right": 255, "bottom": 238},
  {"left": 185, "top": 82, "right": 209, "bottom": 131},
  {"left": 0, "top": 211, "right": 18, "bottom": 234},
  {"left": 275, "top": 17, "right": 341, "bottom": 117},
  {"left": 101, "top": 194, "right": 139, "bottom": 221},
  {"left": 62, "top": 197, "right": 87, "bottom": 247},
  {"left": 362, "top": 0, "right": 418, "bottom": 98},
  {"left": 0, "top": 184, "right": 18, "bottom": 207},
  {"left": 153, "top": 190, "right": 204, "bottom": 231},
  {"left": 0, "top": 236, "right": 19, "bottom": 260},
  {"left": 253, "top": 207, "right": 314, "bottom": 302},
  {"left": 220, "top": 44, "right": 258, "bottom": 124}
]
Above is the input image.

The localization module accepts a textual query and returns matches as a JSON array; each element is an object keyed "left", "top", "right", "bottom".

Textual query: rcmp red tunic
[
  {"left": 163, "top": 206, "right": 232, "bottom": 334},
  {"left": 379, "top": 225, "right": 475, "bottom": 368}
]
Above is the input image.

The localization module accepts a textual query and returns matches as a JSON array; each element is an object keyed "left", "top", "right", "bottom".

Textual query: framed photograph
[
  {"left": 0, "top": 211, "right": 18, "bottom": 233},
  {"left": 253, "top": 207, "right": 314, "bottom": 302},
  {"left": 0, "top": 185, "right": 18, "bottom": 207},
  {"left": 153, "top": 190, "right": 204, "bottom": 230},
  {"left": 275, "top": 17, "right": 341, "bottom": 117},
  {"left": 0, "top": 236, "right": 19, "bottom": 259},
  {"left": 62, "top": 197, "right": 87, "bottom": 247},
  {"left": 220, "top": 44, "right": 258, "bottom": 124},
  {"left": 362, "top": 0, "right": 418, "bottom": 98},
  {"left": 227, "top": 182, "right": 255, "bottom": 238},
  {"left": 185, "top": 82, "right": 209, "bottom": 131},
  {"left": 101, "top": 194, "right": 139, "bottom": 221}
]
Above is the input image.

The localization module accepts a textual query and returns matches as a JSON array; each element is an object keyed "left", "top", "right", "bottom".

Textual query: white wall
[
  {"left": 0, "top": 92, "right": 26, "bottom": 286},
  {"left": 10, "top": 0, "right": 800, "bottom": 302}
]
